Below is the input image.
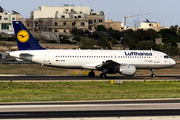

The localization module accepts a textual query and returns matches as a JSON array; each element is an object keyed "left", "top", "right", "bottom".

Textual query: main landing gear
[
  {"left": 100, "top": 73, "right": 107, "bottom": 78},
  {"left": 100, "top": 67, "right": 108, "bottom": 78},
  {"left": 88, "top": 70, "right": 95, "bottom": 77},
  {"left": 151, "top": 69, "right": 156, "bottom": 77},
  {"left": 88, "top": 68, "right": 108, "bottom": 78},
  {"left": 88, "top": 70, "right": 107, "bottom": 78}
]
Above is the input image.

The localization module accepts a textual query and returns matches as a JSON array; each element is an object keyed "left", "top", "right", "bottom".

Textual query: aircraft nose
[{"left": 171, "top": 59, "right": 176, "bottom": 66}]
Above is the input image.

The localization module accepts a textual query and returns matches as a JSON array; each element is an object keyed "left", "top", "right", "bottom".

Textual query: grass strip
[{"left": 0, "top": 81, "right": 180, "bottom": 102}]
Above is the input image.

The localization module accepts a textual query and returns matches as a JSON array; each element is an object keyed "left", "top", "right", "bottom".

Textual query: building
[
  {"left": 155, "top": 38, "right": 163, "bottom": 45},
  {"left": 0, "top": 6, "right": 22, "bottom": 33},
  {"left": 139, "top": 19, "right": 164, "bottom": 31},
  {"left": 28, "top": 5, "right": 105, "bottom": 32},
  {"left": 104, "top": 19, "right": 122, "bottom": 31},
  {"left": 31, "top": 5, "right": 91, "bottom": 19}
]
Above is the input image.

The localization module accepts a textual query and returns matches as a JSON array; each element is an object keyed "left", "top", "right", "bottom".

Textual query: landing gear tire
[
  {"left": 88, "top": 71, "right": 95, "bottom": 77},
  {"left": 151, "top": 74, "right": 156, "bottom": 77},
  {"left": 100, "top": 73, "right": 107, "bottom": 78}
]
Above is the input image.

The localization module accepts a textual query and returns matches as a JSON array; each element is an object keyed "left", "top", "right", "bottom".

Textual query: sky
[{"left": 1, "top": 0, "right": 180, "bottom": 27}]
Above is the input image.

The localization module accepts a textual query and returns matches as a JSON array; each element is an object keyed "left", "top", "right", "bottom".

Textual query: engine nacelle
[{"left": 119, "top": 65, "right": 136, "bottom": 76}]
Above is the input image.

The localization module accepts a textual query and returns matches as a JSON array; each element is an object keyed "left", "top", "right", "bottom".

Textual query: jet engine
[{"left": 119, "top": 65, "right": 136, "bottom": 76}]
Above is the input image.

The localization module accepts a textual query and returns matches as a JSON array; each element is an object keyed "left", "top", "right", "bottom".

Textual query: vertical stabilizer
[{"left": 13, "top": 21, "right": 45, "bottom": 50}]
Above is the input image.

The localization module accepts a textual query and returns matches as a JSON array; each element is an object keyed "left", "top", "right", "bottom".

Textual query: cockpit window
[{"left": 164, "top": 55, "right": 169, "bottom": 59}]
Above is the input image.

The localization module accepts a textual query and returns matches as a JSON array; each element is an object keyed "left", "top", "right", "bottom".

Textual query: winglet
[{"left": 13, "top": 21, "right": 45, "bottom": 50}]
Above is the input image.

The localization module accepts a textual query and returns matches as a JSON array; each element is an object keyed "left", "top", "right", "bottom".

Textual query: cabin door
[
  {"left": 154, "top": 53, "right": 159, "bottom": 63},
  {"left": 44, "top": 51, "right": 50, "bottom": 62}
]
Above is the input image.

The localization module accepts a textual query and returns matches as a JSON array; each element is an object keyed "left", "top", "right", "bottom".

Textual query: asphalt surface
[
  {"left": 1, "top": 110, "right": 180, "bottom": 119},
  {"left": 1, "top": 99, "right": 180, "bottom": 105},
  {"left": 0, "top": 75, "right": 180, "bottom": 81},
  {"left": 1, "top": 99, "right": 180, "bottom": 119}
]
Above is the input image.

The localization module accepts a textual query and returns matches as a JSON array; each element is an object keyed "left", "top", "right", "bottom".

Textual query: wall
[
  {"left": 0, "top": 11, "right": 22, "bottom": 33},
  {"left": 105, "top": 19, "right": 122, "bottom": 31},
  {"left": 31, "top": 6, "right": 91, "bottom": 19}
]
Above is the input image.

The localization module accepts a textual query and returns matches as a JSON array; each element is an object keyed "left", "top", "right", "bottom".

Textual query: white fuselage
[{"left": 9, "top": 49, "right": 176, "bottom": 70}]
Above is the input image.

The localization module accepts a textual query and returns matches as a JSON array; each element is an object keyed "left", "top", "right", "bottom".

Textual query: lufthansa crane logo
[{"left": 17, "top": 30, "right": 29, "bottom": 43}]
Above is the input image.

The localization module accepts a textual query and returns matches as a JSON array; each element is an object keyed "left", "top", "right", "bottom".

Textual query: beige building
[
  {"left": 28, "top": 5, "right": 104, "bottom": 33},
  {"left": 36, "top": 18, "right": 89, "bottom": 32},
  {"left": 140, "top": 19, "right": 164, "bottom": 31},
  {"left": 31, "top": 5, "right": 91, "bottom": 19},
  {"left": 104, "top": 19, "right": 122, "bottom": 31},
  {"left": 0, "top": 6, "right": 22, "bottom": 33},
  {"left": 155, "top": 38, "right": 163, "bottom": 45}
]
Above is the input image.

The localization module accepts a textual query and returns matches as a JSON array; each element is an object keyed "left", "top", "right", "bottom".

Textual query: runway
[
  {"left": 1, "top": 110, "right": 180, "bottom": 119},
  {"left": 1, "top": 99, "right": 180, "bottom": 119},
  {"left": 1, "top": 75, "right": 180, "bottom": 119},
  {"left": 0, "top": 75, "right": 180, "bottom": 81}
]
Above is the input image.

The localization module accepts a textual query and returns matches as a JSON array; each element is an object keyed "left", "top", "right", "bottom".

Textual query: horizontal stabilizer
[{"left": 19, "top": 53, "right": 34, "bottom": 58}]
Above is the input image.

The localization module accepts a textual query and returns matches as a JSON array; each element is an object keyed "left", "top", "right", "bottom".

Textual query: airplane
[{"left": 9, "top": 21, "right": 176, "bottom": 78}]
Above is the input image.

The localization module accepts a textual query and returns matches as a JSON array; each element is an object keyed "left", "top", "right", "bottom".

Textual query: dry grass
[
  {"left": 0, "top": 64, "right": 98, "bottom": 75},
  {"left": 0, "top": 64, "right": 179, "bottom": 76}
]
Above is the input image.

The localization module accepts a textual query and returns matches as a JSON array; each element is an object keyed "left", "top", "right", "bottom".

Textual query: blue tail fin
[{"left": 13, "top": 21, "right": 45, "bottom": 50}]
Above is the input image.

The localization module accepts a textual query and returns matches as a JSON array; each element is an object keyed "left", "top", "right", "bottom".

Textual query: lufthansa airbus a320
[{"left": 9, "top": 21, "right": 176, "bottom": 78}]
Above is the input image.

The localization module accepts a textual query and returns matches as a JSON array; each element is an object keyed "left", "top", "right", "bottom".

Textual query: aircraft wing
[
  {"left": 83, "top": 60, "right": 120, "bottom": 70},
  {"left": 101, "top": 60, "right": 120, "bottom": 69},
  {"left": 95, "top": 60, "right": 135, "bottom": 75},
  {"left": 96, "top": 60, "right": 131, "bottom": 69},
  {"left": 83, "top": 60, "right": 131, "bottom": 71}
]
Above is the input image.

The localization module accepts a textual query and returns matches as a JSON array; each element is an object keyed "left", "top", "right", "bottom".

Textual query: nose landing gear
[{"left": 151, "top": 69, "right": 156, "bottom": 77}]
